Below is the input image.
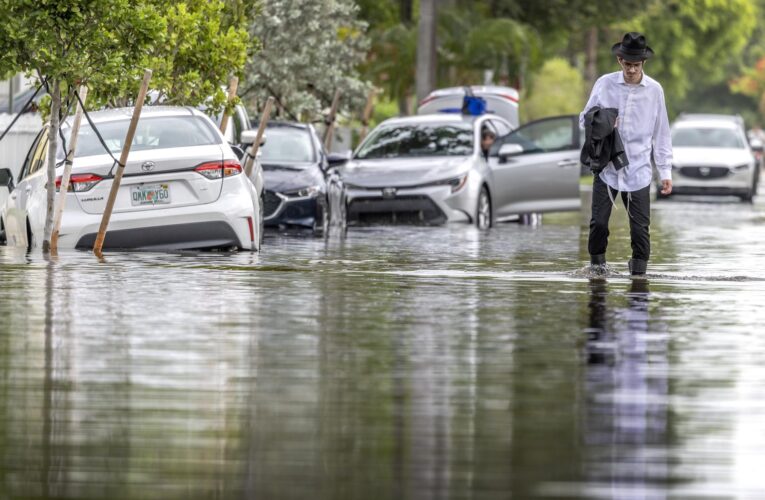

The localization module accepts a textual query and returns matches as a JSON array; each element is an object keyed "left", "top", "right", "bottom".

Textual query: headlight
[
  {"left": 284, "top": 185, "right": 321, "bottom": 198},
  {"left": 429, "top": 174, "right": 468, "bottom": 193},
  {"left": 733, "top": 163, "right": 752, "bottom": 172}
]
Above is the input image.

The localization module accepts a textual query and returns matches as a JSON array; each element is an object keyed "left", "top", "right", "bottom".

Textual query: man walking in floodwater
[{"left": 581, "top": 32, "right": 673, "bottom": 276}]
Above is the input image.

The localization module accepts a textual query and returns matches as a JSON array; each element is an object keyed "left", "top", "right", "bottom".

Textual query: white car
[
  {"left": 664, "top": 114, "right": 759, "bottom": 202},
  {"left": 0, "top": 106, "right": 264, "bottom": 251}
]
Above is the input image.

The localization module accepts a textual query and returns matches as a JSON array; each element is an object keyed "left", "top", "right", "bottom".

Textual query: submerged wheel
[{"left": 476, "top": 186, "right": 492, "bottom": 230}]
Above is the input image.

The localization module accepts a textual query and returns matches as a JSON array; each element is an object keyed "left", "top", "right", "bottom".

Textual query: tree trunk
[
  {"left": 399, "top": 0, "right": 413, "bottom": 25},
  {"left": 415, "top": 0, "right": 437, "bottom": 104},
  {"left": 584, "top": 27, "right": 599, "bottom": 94},
  {"left": 398, "top": 93, "right": 409, "bottom": 116},
  {"left": 42, "top": 80, "right": 61, "bottom": 253}
]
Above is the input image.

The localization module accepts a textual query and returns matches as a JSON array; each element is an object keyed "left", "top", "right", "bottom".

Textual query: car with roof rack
[{"left": 336, "top": 97, "right": 581, "bottom": 228}]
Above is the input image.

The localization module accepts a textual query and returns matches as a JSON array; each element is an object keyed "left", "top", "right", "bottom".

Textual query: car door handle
[
  {"left": 10, "top": 192, "right": 17, "bottom": 199},
  {"left": 557, "top": 159, "right": 580, "bottom": 168},
  {"left": 24, "top": 185, "right": 32, "bottom": 193}
]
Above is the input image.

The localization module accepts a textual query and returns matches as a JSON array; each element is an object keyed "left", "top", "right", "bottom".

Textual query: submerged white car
[
  {"left": 664, "top": 114, "right": 759, "bottom": 202},
  {"left": 0, "top": 106, "right": 264, "bottom": 251}
]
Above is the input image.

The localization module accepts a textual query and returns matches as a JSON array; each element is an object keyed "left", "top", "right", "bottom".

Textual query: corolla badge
[
  {"left": 141, "top": 161, "right": 156, "bottom": 173},
  {"left": 382, "top": 187, "right": 397, "bottom": 199}
]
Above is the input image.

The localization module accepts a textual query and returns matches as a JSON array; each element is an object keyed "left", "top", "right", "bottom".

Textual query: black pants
[{"left": 588, "top": 175, "right": 650, "bottom": 263}]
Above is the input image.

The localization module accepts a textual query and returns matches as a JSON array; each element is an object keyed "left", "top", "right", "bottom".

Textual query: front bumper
[
  {"left": 263, "top": 190, "right": 321, "bottom": 228},
  {"left": 671, "top": 165, "right": 753, "bottom": 194},
  {"left": 345, "top": 182, "right": 476, "bottom": 225}
]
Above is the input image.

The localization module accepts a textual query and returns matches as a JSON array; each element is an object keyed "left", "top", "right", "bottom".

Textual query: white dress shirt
[{"left": 580, "top": 71, "right": 673, "bottom": 192}]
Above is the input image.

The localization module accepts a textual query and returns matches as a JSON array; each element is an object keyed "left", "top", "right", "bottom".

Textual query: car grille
[
  {"left": 348, "top": 196, "right": 447, "bottom": 225},
  {"left": 263, "top": 190, "right": 283, "bottom": 218},
  {"left": 679, "top": 166, "right": 730, "bottom": 179}
]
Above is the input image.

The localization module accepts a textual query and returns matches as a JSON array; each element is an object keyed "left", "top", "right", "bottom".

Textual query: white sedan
[
  {"left": 0, "top": 106, "right": 264, "bottom": 251},
  {"left": 663, "top": 115, "right": 759, "bottom": 202}
]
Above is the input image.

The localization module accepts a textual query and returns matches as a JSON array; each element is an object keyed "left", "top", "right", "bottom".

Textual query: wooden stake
[
  {"left": 358, "top": 89, "right": 377, "bottom": 144},
  {"left": 51, "top": 85, "right": 88, "bottom": 254},
  {"left": 219, "top": 76, "right": 239, "bottom": 136},
  {"left": 244, "top": 96, "right": 274, "bottom": 178},
  {"left": 323, "top": 89, "right": 342, "bottom": 151},
  {"left": 93, "top": 69, "right": 153, "bottom": 257}
]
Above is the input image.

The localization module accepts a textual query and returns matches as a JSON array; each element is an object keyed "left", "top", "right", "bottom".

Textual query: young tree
[
  {"left": 0, "top": 0, "right": 252, "bottom": 252},
  {"left": 245, "top": 0, "right": 371, "bottom": 121},
  {"left": 0, "top": 0, "right": 164, "bottom": 252},
  {"left": 94, "top": 0, "right": 251, "bottom": 114}
]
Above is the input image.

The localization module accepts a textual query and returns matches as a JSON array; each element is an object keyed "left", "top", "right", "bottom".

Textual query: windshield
[
  {"left": 68, "top": 116, "right": 221, "bottom": 158},
  {"left": 355, "top": 122, "right": 474, "bottom": 159},
  {"left": 260, "top": 127, "right": 316, "bottom": 163},
  {"left": 672, "top": 127, "right": 745, "bottom": 149}
]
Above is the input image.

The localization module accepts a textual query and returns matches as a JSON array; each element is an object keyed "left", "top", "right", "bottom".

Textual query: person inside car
[{"left": 480, "top": 127, "right": 496, "bottom": 161}]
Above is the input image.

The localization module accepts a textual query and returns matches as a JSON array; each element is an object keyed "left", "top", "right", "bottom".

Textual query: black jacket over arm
[{"left": 580, "top": 106, "right": 629, "bottom": 174}]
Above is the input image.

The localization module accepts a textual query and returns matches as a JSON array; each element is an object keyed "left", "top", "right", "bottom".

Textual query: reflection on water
[
  {"left": 2, "top": 199, "right": 765, "bottom": 498},
  {"left": 578, "top": 280, "right": 670, "bottom": 499}
]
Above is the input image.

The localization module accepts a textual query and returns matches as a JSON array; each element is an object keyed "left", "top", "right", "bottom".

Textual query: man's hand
[{"left": 661, "top": 179, "right": 672, "bottom": 195}]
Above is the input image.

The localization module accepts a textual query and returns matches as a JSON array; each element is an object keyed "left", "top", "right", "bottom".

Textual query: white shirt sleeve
[{"left": 653, "top": 86, "right": 673, "bottom": 181}]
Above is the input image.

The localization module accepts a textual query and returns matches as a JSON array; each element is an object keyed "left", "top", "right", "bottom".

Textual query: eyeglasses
[{"left": 619, "top": 59, "right": 644, "bottom": 71}]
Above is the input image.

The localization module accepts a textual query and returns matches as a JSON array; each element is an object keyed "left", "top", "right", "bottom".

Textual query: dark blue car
[{"left": 260, "top": 122, "right": 347, "bottom": 235}]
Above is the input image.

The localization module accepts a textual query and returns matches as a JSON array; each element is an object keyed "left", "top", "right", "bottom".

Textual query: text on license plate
[{"left": 130, "top": 184, "right": 171, "bottom": 206}]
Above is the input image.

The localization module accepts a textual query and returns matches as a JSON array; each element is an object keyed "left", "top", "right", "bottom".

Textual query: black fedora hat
[{"left": 611, "top": 32, "right": 654, "bottom": 62}]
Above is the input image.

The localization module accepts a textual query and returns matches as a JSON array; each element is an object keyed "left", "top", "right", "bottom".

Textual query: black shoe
[
  {"left": 590, "top": 254, "right": 606, "bottom": 266},
  {"left": 628, "top": 258, "right": 647, "bottom": 275}
]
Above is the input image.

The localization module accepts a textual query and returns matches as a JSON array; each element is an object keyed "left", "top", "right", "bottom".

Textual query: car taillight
[
  {"left": 55, "top": 173, "right": 103, "bottom": 192},
  {"left": 195, "top": 160, "right": 242, "bottom": 179}
]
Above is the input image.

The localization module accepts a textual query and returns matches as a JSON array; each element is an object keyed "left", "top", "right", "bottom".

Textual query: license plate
[{"left": 130, "top": 183, "right": 171, "bottom": 206}]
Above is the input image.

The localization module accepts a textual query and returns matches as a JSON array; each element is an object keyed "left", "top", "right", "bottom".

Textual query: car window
[
  {"left": 496, "top": 116, "right": 576, "bottom": 155},
  {"left": 260, "top": 127, "right": 316, "bottom": 163},
  {"left": 672, "top": 127, "right": 746, "bottom": 149},
  {"left": 18, "top": 129, "right": 46, "bottom": 181},
  {"left": 356, "top": 122, "right": 474, "bottom": 159},
  {"left": 73, "top": 116, "right": 222, "bottom": 158},
  {"left": 25, "top": 134, "right": 49, "bottom": 179}
]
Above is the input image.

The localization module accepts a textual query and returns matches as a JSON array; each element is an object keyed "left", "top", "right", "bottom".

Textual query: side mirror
[
  {"left": 750, "top": 138, "right": 764, "bottom": 153},
  {"left": 498, "top": 143, "right": 524, "bottom": 161},
  {"left": 0, "top": 168, "right": 14, "bottom": 192},
  {"left": 240, "top": 129, "right": 266, "bottom": 148},
  {"left": 327, "top": 151, "right": 351, "bottom": 168}
]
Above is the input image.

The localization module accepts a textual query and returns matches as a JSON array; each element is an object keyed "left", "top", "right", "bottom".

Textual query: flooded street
[{"left": 2, "top": 193, "right": 765, "bottom": 499}]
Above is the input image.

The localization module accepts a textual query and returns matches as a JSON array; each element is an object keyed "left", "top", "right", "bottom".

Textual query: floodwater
[{"left": 2, "top": 192, "right": 765, "bottom": 499}]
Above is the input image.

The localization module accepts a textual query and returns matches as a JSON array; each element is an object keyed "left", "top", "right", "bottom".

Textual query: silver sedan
[{"left": 337, "top": 113, "right": 581, "bottom": 228}]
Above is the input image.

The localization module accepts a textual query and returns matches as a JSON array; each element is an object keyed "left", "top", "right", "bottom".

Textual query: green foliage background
[{"left": 358, "top": 0, "right": 765, "bottom": 126}]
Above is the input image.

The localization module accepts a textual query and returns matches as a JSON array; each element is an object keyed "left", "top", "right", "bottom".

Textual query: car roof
[
  {"left": 673, "top": 119, "right": 741, "bottom": 130},
  {"left": 675, "top": 113, "right": 744, "bottom": 126},
  {"left": 423, "top": 85, "right": 520, "bottom": 101},
  {"left": 63, "top": 105, "right": 206, "bottom": 126},
  {"left": 378, "top": 113, "right": 490, "bottom": 127},
  {"left": 266, "top": 120, "right": 310, "bottom": 130}
]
